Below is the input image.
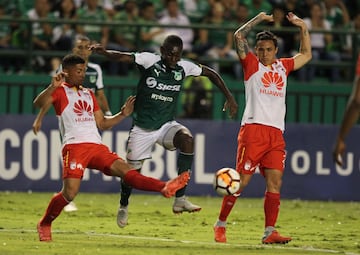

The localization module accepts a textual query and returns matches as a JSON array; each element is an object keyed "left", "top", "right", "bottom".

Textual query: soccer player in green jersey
[{"left": 90, "top": 35, "right": 238, "bottom": 227}]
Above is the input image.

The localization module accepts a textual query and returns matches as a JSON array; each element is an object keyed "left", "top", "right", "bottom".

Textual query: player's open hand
[
  {"left": 120, "top": 95, "right": 136, "bottom": 117},
  {"left": 89, "top": 44, "right": 106, "bottom": 55},
  {"left": 51, "top": 71, "right": 67, "bottom": 88},
  {"left": 32, "top": 118, "right": 42, "bottom": 135},
  {"left": 332, "top": 138, "right": 346, "bottom": 166},
  {"left": 286, "top": 12, "right": 305, "bottom": 28},
  {"left": 223, "top": 96, "right": 238, "bottom": 119},
  {"left": 258, "top": 12, "right": 273, "bottom": 23}
]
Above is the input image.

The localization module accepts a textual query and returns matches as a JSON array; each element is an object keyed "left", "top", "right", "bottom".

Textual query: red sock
[
  {"left": 123, "top": 170, "right": 164, "bottom": 192},
  {"left": 264, "top": 191, "right": 280, "bottom": 227},
  {"left": 219, "top": 195, "right": 238, "bottom": 221},
  {"left": 40, "top": 192, "right": 69, "bottom": 225}
]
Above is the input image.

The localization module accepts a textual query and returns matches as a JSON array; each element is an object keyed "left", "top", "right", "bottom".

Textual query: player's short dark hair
[
  {"left": 62, "top": 54, "right": 86, "bottom": 69},
  {"left": 162, "top": 35, "right": 183, "bottom": 50},
  {"left": 256, "top": 30, "right": 278, "bottom": 48}
]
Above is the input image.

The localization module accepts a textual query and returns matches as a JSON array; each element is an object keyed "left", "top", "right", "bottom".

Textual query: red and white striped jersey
[
  {"left": 51, "top": 82, "right": 101, "bottom": 145},
  {"left": 240, "top": 52, "right": 294, "bottom": 131}
]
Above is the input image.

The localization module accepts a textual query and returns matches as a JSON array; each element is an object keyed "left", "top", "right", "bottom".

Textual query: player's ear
[{"left": 160, "top": 46, "right": 164, "bottom": 55}]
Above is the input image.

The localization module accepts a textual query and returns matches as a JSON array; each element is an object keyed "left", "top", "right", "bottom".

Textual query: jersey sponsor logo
[
  {"left": 146, "top": 77, "right": 181, "bottom": 91},
  {"left": 259, "top": 71, "right": 285, "bottom": 97},
  {"left": 73, "top": 100, "right": 94, "bottom": 122},
  {"left": 151, "top": 93, "right": 173, "bottom": 102}
]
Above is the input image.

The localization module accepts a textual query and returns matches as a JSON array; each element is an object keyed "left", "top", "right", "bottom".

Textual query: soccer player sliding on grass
[
  {"left": 33, "top": 54, "right": 189, "bottom": 242},
  {"left": 213, "top": 11, "right": 312, "bottom": 244}
]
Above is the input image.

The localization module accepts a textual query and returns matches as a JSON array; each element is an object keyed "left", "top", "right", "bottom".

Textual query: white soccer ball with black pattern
[{"left": 213, "top": 168, "right": 241, "bottom": 196}]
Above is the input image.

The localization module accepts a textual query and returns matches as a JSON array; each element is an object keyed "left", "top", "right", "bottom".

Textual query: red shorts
[
  {"left": 62, "top": 143, "right": 122, "bottom": 179},
  {"left": 236, "top": 124, "right": 286, "bottom": 176}
]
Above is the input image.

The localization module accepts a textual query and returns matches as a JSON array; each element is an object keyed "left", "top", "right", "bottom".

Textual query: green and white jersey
[
  {"left": 133, "top": 52, "right": 202, "bottom": 130},
  {"left": 83, "top": 62, "right": 104, "bottom": 91}
]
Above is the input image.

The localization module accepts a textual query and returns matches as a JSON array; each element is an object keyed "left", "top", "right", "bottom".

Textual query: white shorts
[{"left": 126, "top": 121, "right": 190, "bottom": 162}]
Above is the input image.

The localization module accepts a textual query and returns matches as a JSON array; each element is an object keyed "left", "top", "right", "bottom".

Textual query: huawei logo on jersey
[
  {"left": 261, "top": 71, "right": 284, "bottom": 90},
  {"left": 73, "top": 100, "right": 92, "bottom": 116},
  {"left": 259, "top": 71, "right": 285, "bottom": 97}
]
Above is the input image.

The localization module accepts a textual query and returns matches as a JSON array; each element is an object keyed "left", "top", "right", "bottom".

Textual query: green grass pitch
[{"left": 0, "top": 192, "right": 359, "bottom": 255}]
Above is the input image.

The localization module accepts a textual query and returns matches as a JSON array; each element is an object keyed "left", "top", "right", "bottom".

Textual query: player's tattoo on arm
[
  {"left": 234, "top": 14, "right": 263, "bottom": 56},
  {"left": 234, "top": 14, "right": 263, "bottom": 38},
  {"left": 235, "top": 38, "right": 249, "bottom": 56}
]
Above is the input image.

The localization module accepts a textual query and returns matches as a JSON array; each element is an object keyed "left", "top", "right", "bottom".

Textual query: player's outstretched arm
[
  {"left": 32, "top": 102, "right": 52, "bottom": 135},
  {"left": 287, "top": 12, "right": 312, "bottom": 70},
  {"left": 96, "top": 95, "right": 136, "bottom": 130},
  {"left": 234, "top": 12, "right": 273, "bottom": 60},
  {"left": 333, "top": 76, "right": 360, "bottom": 166},
  {"left": 201, "top": 65, "right": 238, "bottom": 118},
  {"left": 89, "top": 44, "right": 134, "bottom": 63}
]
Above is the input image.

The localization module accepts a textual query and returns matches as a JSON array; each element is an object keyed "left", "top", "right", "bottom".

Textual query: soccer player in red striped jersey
[
  {"left": 34, "top": 54, "right": 189, "bottom": 242},
  {"left": 213, "top": 11, "right": 312, "bottom": 244}
]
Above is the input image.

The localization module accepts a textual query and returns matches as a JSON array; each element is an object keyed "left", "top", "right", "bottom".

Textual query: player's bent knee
[
  {"left": 110, "top": 159, "right": 133, "bottom": 178},
  {"left": 174, "top": 131, "right": 194, "bottom": 149},
  {"left": 126, "top": 159, "right": 143, "bottom": 170}
]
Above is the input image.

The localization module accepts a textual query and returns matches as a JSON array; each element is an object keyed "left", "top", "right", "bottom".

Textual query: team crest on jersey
[
  {"left": 89, "top": 75, "right": 96, "bottom": 83},
  {"left": 244, "top": 160, "right": 252, "bottom": 171},
  {"left": 172, "top": 70, "right": 182, "bottom": 81}
]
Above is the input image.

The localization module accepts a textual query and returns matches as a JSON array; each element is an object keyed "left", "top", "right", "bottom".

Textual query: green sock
[{"left": 176, "top": 152, "right": 194, "bottom": 197}]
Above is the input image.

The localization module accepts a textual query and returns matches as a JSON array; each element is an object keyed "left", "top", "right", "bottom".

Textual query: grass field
[{"left": 0, "top": 191, "right": 359, "bottom": 255}]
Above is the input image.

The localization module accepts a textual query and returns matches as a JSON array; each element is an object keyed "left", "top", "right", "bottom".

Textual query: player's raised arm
[
  {"left": 89, "top": 44, "right": 134, "bottom": 63},
  {"left": 33, "top": 72, "right": 66, "bottom": 108},
  {"left": 286, "top": 12, "right": 312, "bottom": 70},
  {"left": 234, "top": 12, "right": 273, "bottom": 60}
]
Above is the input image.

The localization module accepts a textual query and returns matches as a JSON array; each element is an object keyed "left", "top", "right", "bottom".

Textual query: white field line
[{"left": 1, "top": 228, "right": 359, "bottom": 255}]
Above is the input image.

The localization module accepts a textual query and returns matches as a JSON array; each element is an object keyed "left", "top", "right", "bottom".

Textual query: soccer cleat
[
  {"left": 262, "top": 230, "right": 292, "bottom": 244},
  {"left": 63, "top": 201, "right": 78, "bottom": 212},
  {"left": 37, "top": 222, "right": 52, "bottom": 242},
  {"left": 116, "top": 205, "right": 128, "bottom": 228},
  {"left": 172, "top": 196, "right": 201, "bottom": 214},
  {"left": 214, "top": 226, "right": 227, "bottom": 243},
  {"left": 161, "top": 172, "right": 190, "bottom": 198}
]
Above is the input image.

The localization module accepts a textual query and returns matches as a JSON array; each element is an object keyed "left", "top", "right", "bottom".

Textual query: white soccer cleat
[
  {"left": 117, "top": 205, "right": 128, "bottom": 228},
  {"left": 63, "top": 201, "right": 78, "bottom": 212},
  {"left": 172, "top": 196, "right": 201, "bottom": 214}
]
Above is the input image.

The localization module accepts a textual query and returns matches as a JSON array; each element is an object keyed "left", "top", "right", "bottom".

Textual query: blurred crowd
[{"left": 0, "top": 0, "right": 359, "bottom": 83}]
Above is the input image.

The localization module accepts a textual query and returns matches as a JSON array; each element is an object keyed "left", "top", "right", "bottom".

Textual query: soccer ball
[{"left": 213, "top": 168, "right": 241, "bottom": 196}]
